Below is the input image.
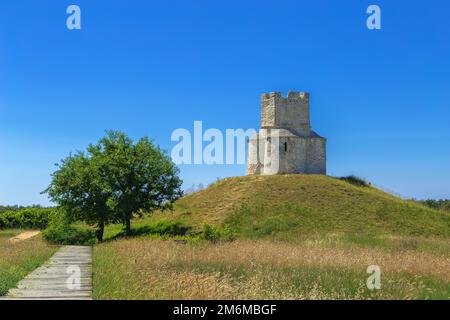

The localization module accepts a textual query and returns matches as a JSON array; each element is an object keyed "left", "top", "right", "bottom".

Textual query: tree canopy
[{"left": 45, "top": 131, "right": 183, "bottom": 241}]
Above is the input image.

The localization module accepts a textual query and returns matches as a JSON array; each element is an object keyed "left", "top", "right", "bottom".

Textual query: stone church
[{"left": 247, "top": 91, "right": 326, "bottom": 175}]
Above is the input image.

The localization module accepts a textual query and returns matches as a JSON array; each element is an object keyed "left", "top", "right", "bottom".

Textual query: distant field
[
  {"left": 93, "top": 238, "right": 450, "bottom": 299},
  {"left": 0, "top": 230, "right": 58, "bottom": 296}
]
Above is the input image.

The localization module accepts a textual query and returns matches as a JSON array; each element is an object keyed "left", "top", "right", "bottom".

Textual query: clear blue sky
[{"left": 1, "top": 0, "right": 449, "bottom": 205}]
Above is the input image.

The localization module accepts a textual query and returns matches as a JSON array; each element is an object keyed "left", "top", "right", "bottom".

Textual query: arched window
[{"left": 284, "top": 142, "right": 287, "bottom": 152}]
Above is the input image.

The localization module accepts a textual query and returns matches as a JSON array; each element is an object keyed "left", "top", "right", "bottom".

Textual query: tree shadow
[{"left": 105, "top": 222, "right": 190, "bottom": 242}]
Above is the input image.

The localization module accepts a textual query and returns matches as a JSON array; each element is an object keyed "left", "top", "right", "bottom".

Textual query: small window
[{"left": 284, "top": 142, "right": 287, "bottom": 152}]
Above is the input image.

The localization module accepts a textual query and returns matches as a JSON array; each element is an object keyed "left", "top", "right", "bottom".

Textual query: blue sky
[{"left": 1, "top": 0, "right": 449, "bottom": 205}]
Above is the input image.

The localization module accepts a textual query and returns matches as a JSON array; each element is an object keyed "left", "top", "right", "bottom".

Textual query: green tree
[
  {"left": 45, "top": 152, "right": 114, "bottom": 241},
  {"left": 46, "top": 131, "right": 183, "bottom": 240},
  {"left": 90, "top": 131, "right": 183, "bottom": 236}
]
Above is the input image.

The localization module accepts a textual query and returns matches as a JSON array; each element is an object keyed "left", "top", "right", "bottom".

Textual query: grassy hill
[
  {"left": 152, "top": 174, "right": 450, "bottom": 240},
  {"left": 3, "top": 175, "right": 446, "bottom": 299},
  {"left": 95, "top": 175, "right": 450, "bottom": 299}
]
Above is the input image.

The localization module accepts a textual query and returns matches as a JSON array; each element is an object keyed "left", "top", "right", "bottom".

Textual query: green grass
[
  {"left": 167, "top": 262, "right": 450, "bottom": 300},
  {"left": 93, "top": 175, "right": 450, "bottom": 299},
  {"left": 93, "top": 239, "right": 450, "bottom": 300},
  {"left": 0, "top": 230, "right": 59, "bottom": 296},
  {"left": 99, "top": 174, "right": 450, "bottom": 254},
  {"left": 0, "top": 229, "right": 21, "bottom": 238}
]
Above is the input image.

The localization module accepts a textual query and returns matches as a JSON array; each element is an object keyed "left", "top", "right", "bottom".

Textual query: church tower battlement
[{"left": 261, "top": 92, "right": 311, "bottom": 136}]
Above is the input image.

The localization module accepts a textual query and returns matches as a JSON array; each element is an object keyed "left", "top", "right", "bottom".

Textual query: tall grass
[
  {"left": 0, "top": 230, "right": 58, "bottom": 296},
  {"left": 93, "top": 238, "right": 450, "bottom": 299}
]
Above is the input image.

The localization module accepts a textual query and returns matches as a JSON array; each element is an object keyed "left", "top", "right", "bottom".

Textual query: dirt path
[
  {"left": 1, "top": 246, "right": 93, "bottom": 300},
  {"left": 8, "top": 231, "right": 41, "bottom": 243}
]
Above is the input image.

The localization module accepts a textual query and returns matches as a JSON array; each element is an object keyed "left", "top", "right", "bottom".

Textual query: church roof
[{"left": 251, "top": 128, "right": 326, "bottom": 140}]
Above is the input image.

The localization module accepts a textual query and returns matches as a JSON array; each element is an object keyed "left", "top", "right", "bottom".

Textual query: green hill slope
[{"left": 160, "top": 175, "right": 449, "bottom": 239}]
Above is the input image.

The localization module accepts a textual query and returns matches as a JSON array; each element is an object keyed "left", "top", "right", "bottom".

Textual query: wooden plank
[{"left": 1, "top": 245, "right": 93, "bottom": 300}]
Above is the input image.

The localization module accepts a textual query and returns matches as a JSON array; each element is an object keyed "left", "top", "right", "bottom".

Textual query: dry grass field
[
  {"left": 93, "top": 175, "right": 450, "bottom": 300},
  {"left": 3, "top": 176, "right": 448, "bottom": 300},
  {"left": 0, "top": 230, "right": 59, "bottom": 296},
  {"left": 93, "top": 238, "right": 450, "bottom": 300}
]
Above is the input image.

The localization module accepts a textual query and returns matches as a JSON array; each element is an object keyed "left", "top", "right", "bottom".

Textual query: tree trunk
[
  {"left": 97, "top": 222, "right": 104, "bottom": 242},
  {"left": 125, "top": 217, "right": 131, "bottom": 237}
]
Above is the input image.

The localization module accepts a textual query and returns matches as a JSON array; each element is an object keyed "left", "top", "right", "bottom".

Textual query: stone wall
[
  {"left": 261, "top": 92, "right": 311, "bottom": 136},
  {"left": 247, "top": 91, "right": 327, "bottom": 176},
  {"left": 246, "top": 130, "right": 326, "bottom": 175},
  {"left": 306, "top": 137, "right": 327, "bottom": 174}
]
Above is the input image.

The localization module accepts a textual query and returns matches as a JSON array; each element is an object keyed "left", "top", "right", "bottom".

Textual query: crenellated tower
[
  {"left": 247, "top": 91, "right": 327, "bottom": 175},
  {"left": 261, "top": 91, "right": 311, "bottom": 136}
]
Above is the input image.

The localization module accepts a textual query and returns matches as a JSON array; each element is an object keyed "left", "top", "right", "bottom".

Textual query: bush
[
  {"left": 418, "top": 199, "right": 450, "bottom": 212},
  {"left": 202, "top": 224, "right": 221, "bottom": 243},
  {"left": 220, "top": 224, "right": 235, "bottom": 241},
  {"left": 42, "top": 222, "right": 97, "bottom": 245},
  {"left": 338, "top": 175, "right": 370, "bottom": 187},
  {"left": 0, "top": 207, "right": 56, "bottom": 229},
  {"left": 0, "top": 205, "right": 23, "bottom": 214},
  {"left": 201, "top": 224, "right": 235, "bottom": 243}
]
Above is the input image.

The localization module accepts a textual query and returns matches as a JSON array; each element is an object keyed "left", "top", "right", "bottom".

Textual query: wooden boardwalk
[{"left": 2, "top": 246, "right": 92, "bottom": 300}]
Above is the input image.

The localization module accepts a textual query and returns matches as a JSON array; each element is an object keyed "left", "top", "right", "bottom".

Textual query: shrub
[
  {"left": 0, "top": 205, "right": 23, "bottom": 214},
  {"left": 418, "top": 199, "right": 450, "bottom": 212},
  {"left": 42, "top": 222, "right": 97, "bottom": 245},
  {"left": 42, "top": 213, "right": 96, "bottom": 245},
  {"left": 338, "top": 175, "right": 370, "bottom": 187},
  {"left": 201, "top": 224, "right": 235, "bottom": 243},
  {"left": 0, "top": 207, "right": 57, "bottom": 229},
  {"left": 220, "top": 224, "right": 235, "bottom": 241},
  {"left": 202, "top": 224, "right": 221, "bottom": 243}
]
